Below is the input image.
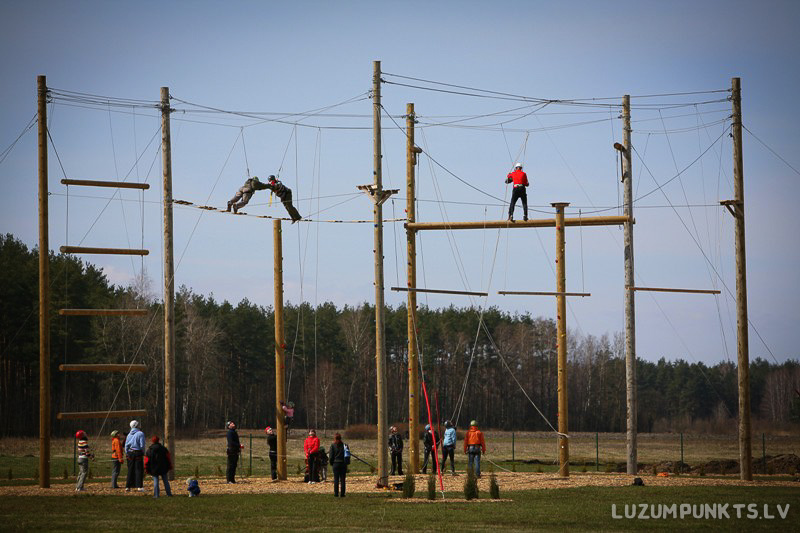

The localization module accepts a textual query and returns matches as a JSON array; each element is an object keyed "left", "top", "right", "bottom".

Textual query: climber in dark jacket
[
  {"left": 266, "top": 175, "right": 302, "bottom": 222},
  {"left": 227, "top": 176, "right": 271, "bottom": 213}
]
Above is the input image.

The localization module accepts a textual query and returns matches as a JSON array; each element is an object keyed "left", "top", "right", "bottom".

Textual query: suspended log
[
  {"left": 60, "top": 246, "right": 149, "bottom": 255},
  {"left": 406, "top": 214, "right": 632, "bottom": 231},
  {"left": 59, "top": 309, "right": 148, "bottom": 316},
  {"left": 59, "top": 364, "right": 147, "bottom": 373},
  {"left": 627, "top": 286, "right": 721, "bottom": 295},
  {"left": 499, "top": 291, "right": 591, "bottom": 297},
  {"left": 57, "top": 409, "right": 147, "bottom": 420},
  {"left": 391, "top": 286, "right": 488, "bottom": 297},
  {"left": 61, "top": 179, "right": 149, "bottom": 190}
]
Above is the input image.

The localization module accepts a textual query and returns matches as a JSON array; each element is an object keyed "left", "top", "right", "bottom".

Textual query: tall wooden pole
[
  {"left": 273, "top": 220, "right": 288, "bottom": 480},
  {"left": 405, "top": 103, "right": 420, "bottom": 473},
  {"left": 161, "top": 87, "right": 176, "bottom": 479},
  {"left": 622, "top": 95, "right": 638, "bottom": 475},
  {"left": 553, "top": 202, "right": 569, "bottom": 478},
  {"left": 373, "top": 60, "right": 389, "bottom": 487},
  {"left": 37, "top": 75, "right": 51, "bottom": 488},
  {"left": 731, "top": 77, "right": 752, "bottom": 481}
]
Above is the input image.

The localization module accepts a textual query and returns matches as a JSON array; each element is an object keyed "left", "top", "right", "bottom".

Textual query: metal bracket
[
  {"left": 720, "top": 199, "right": 742, "bottom": 218},
  {"left": 358, "top": 184, "right": 398, "bottom": 206}
]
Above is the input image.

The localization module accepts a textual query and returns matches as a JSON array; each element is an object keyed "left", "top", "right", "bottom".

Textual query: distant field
[{"left": 1, "top": 431, "right": 797, "bottom": 482}]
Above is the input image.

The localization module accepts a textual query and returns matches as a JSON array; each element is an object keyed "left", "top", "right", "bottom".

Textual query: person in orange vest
[
  {"left": 110, "top": 430, "right": 124, "bottom": 489},
  {"left": 463, "top": 419, "right": 486, "bottom": 477},
  {"left": 506, "top": 162, "right": 529, "bottom": 222}
]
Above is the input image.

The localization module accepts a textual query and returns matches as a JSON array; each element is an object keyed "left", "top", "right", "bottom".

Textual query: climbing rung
[
  {"left": 499, "top": 291, "right": 591, "bottom": 297},
  {"left": 627, "top": 286, "right": 721, "bottom": 295},
  {"left": 61, "top": 179, "right": 149, "bottom": 190},
  {"left": 59, "top": 364, "right": 148, "bottom": 373},
  {"left": 60, "top": 246, "right": 149, "bottom": 255},
  {"left": 59, "top": 309, "right": 148, "bottom": 316},
  {"left": 57, "top": 409, "right": 147, "bottom": 420},
  {"left": 391, "top": 286, "right": 488, "bottom": 297}
]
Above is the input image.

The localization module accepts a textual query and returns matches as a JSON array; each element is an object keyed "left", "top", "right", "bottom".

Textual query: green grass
[{"left": 0, "top": 486, "right": 796, "bottom": 531}]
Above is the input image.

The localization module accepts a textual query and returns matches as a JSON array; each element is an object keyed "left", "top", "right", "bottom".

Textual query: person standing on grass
[
  {"left": 441, "top": 420, "right": 457, "bottom": 475},
  {"left": 463, "top": 419, "right": 486, "bottom": 478},
  {"left": 75, "top": 430, "right": 94, "bottom": 492},
  {"left": 388, "top": 426, "right": 403, "bottom": 476},
  {"left": 125, "top": 420, "right": 146, "bottom": 492},
  {"left": 145, "top": 436, "right": 173, "bottom": 498},
  {"left": 304, "top": 429, "right": 321, "bottom": 483},
  {"left": 265, "top": 426, "right": 278, "bottom": 480},
  {"left": 110, "top": 430, "right": 124, "bottom": 488},
  {"left": 421, "top": 424, "right": 439, "bottom": 474},
  {"left": 328, "top": 432, "right": 348, "bottom": 497},
  {"left": 226, "top": 421, "right": 242, "bottom": 483}
]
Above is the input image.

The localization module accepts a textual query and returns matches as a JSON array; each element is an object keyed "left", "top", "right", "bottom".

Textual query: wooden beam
[
  {"left": 499, "top": 291, "right": 591, "bottom": 297},
  {"left": 628, "top": 286, "right": 721, "bottom": 295},
  {"left": 391, "top": 286, "right": 488, "bottom": 297},
  {"left": 59, "top": 309, "right": 148, "bottom": 316},
  {"left": 61, "top": 179, "right": 150, "bottom": 190},
  {"left": 60, "top": 246, "right": 149, "bottom": 255},
  {"left": 59, "top": 364, "right": 147, "bottom": 373},
  {"left": 57, "top": 409, "right": 147, "bottom": 420},
  {"left": 405, "top": 214, "right": 632, "bottom": 231}
]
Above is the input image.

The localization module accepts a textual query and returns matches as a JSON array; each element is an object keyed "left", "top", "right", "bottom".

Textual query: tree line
[{"left": 2, "top": 233, "right": 799, "bottom": 437}]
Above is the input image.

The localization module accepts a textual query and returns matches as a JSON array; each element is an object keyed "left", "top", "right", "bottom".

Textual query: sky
[{"left": 1, "top": 0, "right": 798, "bottom": 366}]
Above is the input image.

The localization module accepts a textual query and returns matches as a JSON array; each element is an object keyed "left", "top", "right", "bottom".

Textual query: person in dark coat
[
  {"left": 421, "top": 424, "right": 440, "bottom": 474},
  {"left": 145, "top": 435, "right": 173, "bottom": 498},
  {"left": 266, "top": 176, "right": 302, "bottom": 222},
  {"left": 265, "top": 425, "right": 278, "bottom": 480},
  {"left": 388, "top": 426, "right": 403, "bottom": 476},
  {"left": 328, "top": 433, "right": 348, "bottom": 497},
  {"left": 226, "top": 421, "right": 242, "bottom": 483}
]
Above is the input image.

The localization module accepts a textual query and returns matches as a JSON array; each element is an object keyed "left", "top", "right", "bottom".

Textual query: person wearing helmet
[
  {"left": 110, "top": 430, "right": 124, "bottom": 488},
  {"left": 226, "top": 421, "right": 242, "bottom": 483},
  {"left": 280, "top": 400, "right": 295, "bottom": 434},
  {"left": 75, "top": 430, "right": 94, "bottom": 491},
  {"left": 463, "top": 419, "right": 486, "bottom": 477},
  {"left": 304, "top": 429, "right": 321, "bottom": 483},
  {"left": 124, "top": 419, "right": 146, "bottom": 491},
  {"left": 421, "top": 424, "right": 440, "bottom": 474},
  {"left": 226, "top": 175, "right": 271, "bottom": 214},
  {"left": 265, "top": 175, "right": 303, "bottom": 223},
  {"left": 388, "top": 426, "right": 403, "bottom": 476},
  {"left": 265, "top": 426, "right": 278, "bottom": 480},
  {"left": 505, "top": 162, "right": 530, "bottom": 222},
  {"left": 441, "top": 420, "right": 457, "bottom": 475}
]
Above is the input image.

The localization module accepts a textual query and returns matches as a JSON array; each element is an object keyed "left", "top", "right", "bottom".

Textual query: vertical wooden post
[
  {"left": 373, "top": 60, "right": 389, "bottom": 487},
  {"left": 161, "top": 87, "right": 176, "bottom": 479},
  {"left": 37, "top": 74, "right": 51, "bottom": 488},
  {"left": 731, "top": 77, "right": 752, "bottom": 481},
  {"left": 622, "top": 95, "right": 638, "bottom": 476},
  {"left": 553, "top": 202, "right": 569, "bottom": 478},
  {"left": 273, "top": 219, "right": 287, "bottom": 480},
  {"left": 406, "top": 103, "right": 420, "bottom": 473}
]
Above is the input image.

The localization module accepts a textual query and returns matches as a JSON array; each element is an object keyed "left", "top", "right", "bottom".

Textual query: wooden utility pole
[
  {"left": 553, "top": 202, "right": 569, "bottom": 478},
  {"left": 731, "top": 77, "right": 752, "bottom": 481},
  {"left": 372, "top": 60, "right": 389, "bottom": 487},
  {"left": 622, "top": 95, "right": 638, "bottom": 475},
  {"left": 406, "top": 103, "right": 421, "bottom": 473},
  {"left": 37, "top": 74, "right": 51, "bottom": 488},
  {"left": 161, "top": 87, "right": 176, "bottom": 479},
  {"left": 273, "top": 219, "right": 288, "bottom": 480}
]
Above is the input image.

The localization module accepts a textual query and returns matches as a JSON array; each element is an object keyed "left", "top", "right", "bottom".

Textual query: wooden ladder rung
[
  {"left": 61, "top": 179, "right": 149, "bottom": 190},
  {"left": 59, "top": 364, "right": 147, "bottom": 373},
  {"left": 60, "top": 246, "right": 149, "bottom": 256},
  {"left": 59, "top": 309, "right": 148, "bottom": 316},
  {"left": 57, "top": 409, "right": 147, "bottom": 420}
]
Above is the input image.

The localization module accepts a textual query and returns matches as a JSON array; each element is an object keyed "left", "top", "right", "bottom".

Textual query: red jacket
[
  {"left": 506, "top": 169, "right": 529, "bottom": 187},
  {"left": 304, "top": 436, "right": 320, "bottom": 457}
]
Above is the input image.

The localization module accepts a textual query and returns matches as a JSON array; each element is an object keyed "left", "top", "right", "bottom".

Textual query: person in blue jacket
[
  {"left": 124, "top": 419, "right": 146, "bottom": 492},
  {"left": 441, "top": 420, "right": 457, "bottom": 474}
]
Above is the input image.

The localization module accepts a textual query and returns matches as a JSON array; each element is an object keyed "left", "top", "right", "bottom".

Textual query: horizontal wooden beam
[
  {"left": 391, "top": 286, "right": 488, "bottom": 297},
  {"left": 57, "top": 409, "right": 147, "bottom": 420},
  {"left": 60, "top": 246, "right": 149, "bottom": 256},
  {"left": 61, "top": 179, "right": 150, "bottom": 190},
  {"left": 59, "top": 364, "right": 148, "bottom": 373},
  {"left": 628, "top": 286, "right": 721, "bottom": 295},
  {"left": 59, "top": 309, "right": 148, "bottom": 316},
  {"left": 499, "top": 291, "right": 591, "bottom": 297},
  {"left": 406, "top": 215, "right": 632, "bottom": 231}
]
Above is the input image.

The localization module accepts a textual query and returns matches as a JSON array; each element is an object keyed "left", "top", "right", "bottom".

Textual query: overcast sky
[{"left": 1, "top": 0, "right": 798, "bottom": 366}]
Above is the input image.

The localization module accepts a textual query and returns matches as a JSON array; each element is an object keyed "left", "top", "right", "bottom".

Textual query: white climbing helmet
[{"left": 514, "top": 162, "right": 523, "bottom": 169}]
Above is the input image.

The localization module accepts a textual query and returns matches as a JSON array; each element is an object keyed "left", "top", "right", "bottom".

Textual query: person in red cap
[
  {"left": 505, "top": 162, "right": 530, "bottom": 222},
  {"left": 145, "top": 435, "right": 173, "bottom": 498},
  {"left": 75, "top": 430, "right": 94, "bottom": 491},
  {"left": 265, "top": 426, "right": 278, "bottom": 480}
]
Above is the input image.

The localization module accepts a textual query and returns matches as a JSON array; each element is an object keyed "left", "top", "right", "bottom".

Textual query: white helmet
[{"left": 514, "top": 162, "right": 523, "bottom": 169}]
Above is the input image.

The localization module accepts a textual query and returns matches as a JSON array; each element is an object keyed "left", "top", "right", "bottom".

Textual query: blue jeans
[
  {"left": 468, "top": 451, "right": 481, "bottom": 477},
  {"left": 152, "top": 474, "right": 172, "bottom": 497}
]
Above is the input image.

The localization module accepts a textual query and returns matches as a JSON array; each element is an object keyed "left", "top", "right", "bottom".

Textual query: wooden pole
[
  {"left": 553, "top": 202, "right": 569, "bottom": 478},
  {"left": 37, "top": 74, "right": 51, "bottom": 488},
  {"left": 622, "top": 94, "right": 638, "bottom": 476},
  {"left": 406, "top": 103, "right": 420, "bottom": 473},
  {"left": 731, "top": 77, "right": 752, "bottom": 481},
  {"left": 405, "top": 215, "right": 631, "bottom": 231},
  {"left": 373, "top": 60, "right": 389, "bottom": 486},
  {"left": 273, "top": 219, "right": 287, "bottom": 480},
  {"left": 161, "top": 86, "right": 176, "bottom": 481}
]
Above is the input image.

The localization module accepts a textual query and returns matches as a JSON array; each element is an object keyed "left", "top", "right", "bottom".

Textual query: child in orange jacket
[{"left": 110, "top": 430, "right": 124, "bottom": 488}]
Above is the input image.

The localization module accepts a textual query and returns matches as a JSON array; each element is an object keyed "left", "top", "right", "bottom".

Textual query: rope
[{"left": 172, "top": 198, "right": 406, "bottom": 223}]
